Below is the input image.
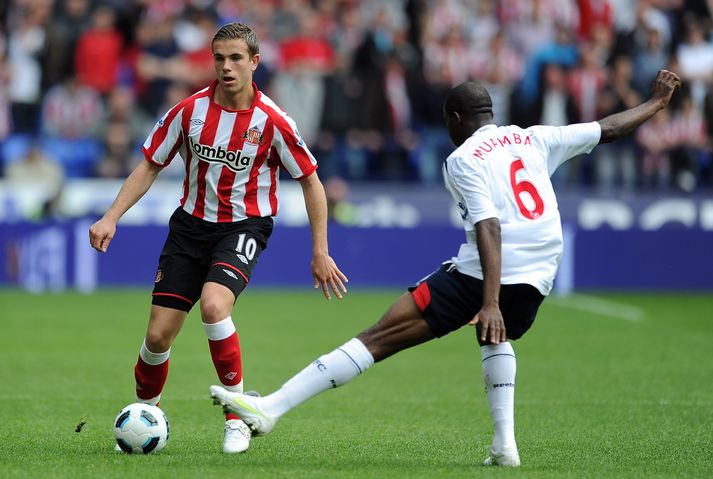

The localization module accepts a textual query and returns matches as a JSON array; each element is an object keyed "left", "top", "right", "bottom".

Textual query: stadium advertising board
[{"left": 0, "top": 180, "right": 711, "bottom": 291}]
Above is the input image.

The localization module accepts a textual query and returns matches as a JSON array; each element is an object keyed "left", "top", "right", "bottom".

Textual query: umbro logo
[
  {"left": 223, "top": 269, "right": 238, "bottom": 279},
  {"left": 224, "top": 372, "right": 238, "bottom": 380},
  {"left": 236, "top": 253, "right": 248, "bottom": 265},
  {"left": 190, "top": 118, "right": 205, "bottom": 126}
]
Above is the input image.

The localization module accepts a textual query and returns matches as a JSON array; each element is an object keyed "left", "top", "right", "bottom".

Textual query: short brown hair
[{"left": 212, "top": 22, "right": 259, "bottom": 57}]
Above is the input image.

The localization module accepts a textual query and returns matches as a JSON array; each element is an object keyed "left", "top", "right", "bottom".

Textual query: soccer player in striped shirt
[
  {"left": 210, "top": 70, "right": 681, "bottom": 466},
  {"left": 89, "top": 23, "right": 348, "bottom": 454}
]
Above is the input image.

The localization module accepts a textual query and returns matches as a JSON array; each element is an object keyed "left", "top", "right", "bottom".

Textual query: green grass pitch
[{"left": 1, "top": 288, "right": 712, "bottom": 478}]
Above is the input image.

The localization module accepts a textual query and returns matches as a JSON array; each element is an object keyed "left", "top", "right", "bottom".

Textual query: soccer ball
[{"left": 113, "top": 403, "right": 169, "bottom": 454}]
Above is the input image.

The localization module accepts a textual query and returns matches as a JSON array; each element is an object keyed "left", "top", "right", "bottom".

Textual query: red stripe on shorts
[
  {"left": 412, "top": 282, "right": 431, "bottom": 311},
  {"left": 152, "top": 292, "right": 194, "bottom": 305},
  {"left": 212, "top": 262, "right": 249, "bottom": 283}
]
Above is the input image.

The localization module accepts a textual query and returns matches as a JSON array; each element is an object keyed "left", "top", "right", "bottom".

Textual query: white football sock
[
  {"left": 481, "top": 342, "right": 517, "bottom": 452},
  {"left": 260, "top": 338, "right": 374, "bottom": 417}
]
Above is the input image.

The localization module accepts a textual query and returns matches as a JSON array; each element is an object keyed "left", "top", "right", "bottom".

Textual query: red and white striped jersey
[{"left": 142, "top": 81, "right": 318, "bottom": 223}]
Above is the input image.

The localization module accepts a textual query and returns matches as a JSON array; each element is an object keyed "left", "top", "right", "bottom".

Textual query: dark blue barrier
[
  {"left": 1, "top": 221, "right": 711, "bottom": 291},
  {"left": 575, "top": 228, "right": 713, "bottom": 290}
]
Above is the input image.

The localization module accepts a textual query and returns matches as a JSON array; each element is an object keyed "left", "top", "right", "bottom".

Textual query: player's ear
[
  {"left": 250, "top": 53, "right": 260, "bottom": 72},
  {"left": 446, "top": 110, "right": 461, "bottom": 125}
]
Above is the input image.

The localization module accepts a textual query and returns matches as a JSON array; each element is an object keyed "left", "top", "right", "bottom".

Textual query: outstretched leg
[{"left": 210, "top": 293, "right": 435, "bottom": 434}]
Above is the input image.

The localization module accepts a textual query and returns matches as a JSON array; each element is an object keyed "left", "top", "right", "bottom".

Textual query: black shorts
[
  {"left": 408, "top": 263, "right": 545, "bottom": 340},
  {"left": 152, "top": 207, "right": 273, "bottom": 312}
]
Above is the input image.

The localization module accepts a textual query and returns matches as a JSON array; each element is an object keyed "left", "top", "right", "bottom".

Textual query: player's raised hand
[
  {"left": 650, "top": 69, "right": 681, "bottom": 109},
  {"left": 89, "top": 217, "right": 117, "bottom": 253},
  {"left": 469, "top": 304, "right": 507, "bottom": 344},
  {"left": 311, "top": 253, "right": 348, "bottom": 300}
]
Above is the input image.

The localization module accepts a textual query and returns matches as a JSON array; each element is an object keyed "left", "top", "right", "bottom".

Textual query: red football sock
[
  {"left": 134, "top": 341, "right": 170, "bottom": 404},
  {"left": 204, "top": 317, "right": 243, "bottom": 421}
]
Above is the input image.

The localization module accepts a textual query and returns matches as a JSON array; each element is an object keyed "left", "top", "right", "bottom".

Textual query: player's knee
[
  {"left": 144, "top": 330, "right": 172, "bottom": 353},
  {"left": 199, "top": 297, "right": 232, "bottom": 323},
  {"left": 356, "top": 330, "right": 394, "bottom": 363}
]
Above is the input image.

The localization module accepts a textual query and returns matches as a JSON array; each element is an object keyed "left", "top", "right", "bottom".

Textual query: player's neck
[
  {"left": 474, "top": 118, "right": 495, "bottom": 131},
  {"left": 214, "top": 83, "right": 255, "bottom": 111}
]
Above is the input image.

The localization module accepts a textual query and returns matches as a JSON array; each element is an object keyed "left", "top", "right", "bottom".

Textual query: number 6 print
[{"left": 509, "top": 159, "right": 544, "bottom": 220}]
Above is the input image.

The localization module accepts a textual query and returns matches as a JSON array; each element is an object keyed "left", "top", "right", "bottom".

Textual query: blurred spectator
[
  {"left": 537, "top": 63, "right": 578, "bottom": 127},
  {"left": 634, "top": 2, "right": 672, "bottom": 50},
  {"left": 74, "top": 6, "right": 123, "bottom": 95},
  {"left": 174, "top": 9, "right": 218, "bottom": 90},
  {"left": 636, "top": 109, "right": 673, "bottom": 189},
  {"left": 324, "top": 175, "right": 357, "bottom": 225},
  {"left": 95, "top": 118, "right": 142, "bottom": 178},
  {"left": 632, "top": 27, "right": 668, "bottom": 96},
  {"left": 40, "top": 75, "right": 103, "bottom": 177},
  {"left": 99, "top": 85, "right": 152, "bottom": 150},
  {"left": 568, "top": 42, "right": 608, "bottom": 123},
  {"left": 471, "top": 30, "right": 523, "bottom": 126},
  {"left": 7, "top": 1, "right": 50, "bottom": 133},
  {"left": 5, "top": 141, "right": 64, "bottom": 211},
  {"left": 269, "top": 0, "right": 304, "bottom": 41},
  {"left": 577, "top": 0, "right": 613, "bottom": 42},
  {"left": 41, "top": 0, "right": 91, "bottom": 89},
  {"left": 422, "top": 23, "right": 465, "bottom": 88},
  {"left": 536, "top": 63, "right": 578, "bottom": 188},
  {"left": 5, "top": 140, "right": 63, "bottom": 188},
  {"left": 0, "top": 32, "right": 11, "bottom": 143},
  {"left": 272, "top": 9, "right": 335, "bottom": 144},
  {"left": 469, "top": 0, "right": 500, "bottom": 51},
  {"left": 675, "top": 16, "right": 713, "bottom": 108},
  {"left": 151, "top": 81, "right": 192, "bottom": 178},
  {"left": 703, "top": 88, "right": 713, "bottom": 189},
  {"left": 609, "top": 0, "right": 638, "bottom": 36},
  {"left": 668, "top": 88, "right": 708, "bottom": 192},
  {"left": 594, "top": 55, "right": 640, "bottom": 191},
  {"left": 513, "top": 24, "right": 579, "bottom": 125},
  {"left": 503, "top": 0, "right": 579, "bottom": 59},
  {"left": 135, "top": 15, "right": 182, "bottom": 115},
  {"left": 41, "top": 76, "right": 103, "bottom": 139}
]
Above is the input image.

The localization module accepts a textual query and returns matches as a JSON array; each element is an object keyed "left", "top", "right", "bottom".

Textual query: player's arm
[
  {"left": 470, "top": 217, "right": 506, "bottom": 344},
  {"left": 89, "top": 160, "right": 162, "bottom": 253},
  {"left": 598, "top": 69, "right": 680, "bottom": 144},
  {"left": 298, "top": 171, "right": 348, "bottom": 300}
]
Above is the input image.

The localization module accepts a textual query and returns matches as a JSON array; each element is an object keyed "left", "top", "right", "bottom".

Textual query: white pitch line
[{"left": 547, "top": 294, "right": 646, "bottom": 322}]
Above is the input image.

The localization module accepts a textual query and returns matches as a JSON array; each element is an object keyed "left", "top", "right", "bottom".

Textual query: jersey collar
[
  {"left": 473, "top": 124, "right": 497, "bottom": 136},
  {"left": 209, "top": 80, "right": 261, "bottom": 113}
]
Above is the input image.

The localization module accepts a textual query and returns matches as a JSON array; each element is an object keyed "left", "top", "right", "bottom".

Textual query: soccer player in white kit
[
  {"left": 89, "top": 23, "right": 347, "bottom": 454},
  {"left": 210, "top": 69, "right": 681, "bottom": 466}
]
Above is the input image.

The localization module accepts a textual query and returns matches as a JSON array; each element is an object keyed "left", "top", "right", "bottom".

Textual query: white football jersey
[{"left": 443, "top": 122, "right": 601, "bottom": 295}]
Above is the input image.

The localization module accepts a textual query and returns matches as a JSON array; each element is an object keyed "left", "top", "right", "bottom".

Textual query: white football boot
[
  {"left": 222, "top": 418, "right": 252, "bottom": 453},
  {"left": 210, "top": 385, "right": 277, "bottom": 436},
  {"left": 483, "top": 444, "right": 521, "bottom": 467}
]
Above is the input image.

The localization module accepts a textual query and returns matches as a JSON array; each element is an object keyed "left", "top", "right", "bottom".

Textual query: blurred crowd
[{"left": 1, "top": 0, "right": 713, "bottom": 194}]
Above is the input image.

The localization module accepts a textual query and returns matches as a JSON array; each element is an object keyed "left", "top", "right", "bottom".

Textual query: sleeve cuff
[
  {"left": 142, "top": 146, "right": 168, "bottom": 168},
  {"left": 295, "top": 163, "right": 318, "bottom": 180}
]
